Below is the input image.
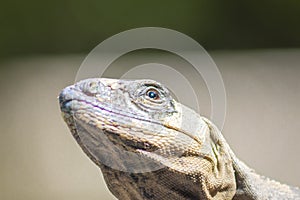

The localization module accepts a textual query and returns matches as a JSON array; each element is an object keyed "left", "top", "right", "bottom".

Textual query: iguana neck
[{"left": 204, "top": 118, "right": 300, "bottom": 200}]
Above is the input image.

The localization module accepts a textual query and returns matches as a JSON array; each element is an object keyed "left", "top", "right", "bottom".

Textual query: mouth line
[
  {"left": 61, "top": 96, "right": 204, "bottom": 148},
  {"left": 61, "top": 97, "right": 161, "bottom": 125}
]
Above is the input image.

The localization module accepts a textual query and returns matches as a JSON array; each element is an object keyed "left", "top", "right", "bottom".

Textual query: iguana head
[{"left": 59, "top": 78, "right": 236, "bottom": 199}]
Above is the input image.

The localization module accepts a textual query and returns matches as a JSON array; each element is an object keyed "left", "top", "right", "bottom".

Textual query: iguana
[{"left": 59, "top": 78, "right": 300, "bottom": 200}]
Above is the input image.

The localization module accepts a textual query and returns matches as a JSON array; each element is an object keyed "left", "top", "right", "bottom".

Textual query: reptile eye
[{"left": 146, "top": 89, "right": 160, "bottom": 100}]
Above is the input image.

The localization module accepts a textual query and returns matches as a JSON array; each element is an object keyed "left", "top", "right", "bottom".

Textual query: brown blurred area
[{"left": 0, "top": 50, "right": 299, "bottom": 199}]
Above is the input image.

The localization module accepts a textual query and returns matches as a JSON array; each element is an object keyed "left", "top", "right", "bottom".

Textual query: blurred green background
[
  {"left": 1, "top": 0, "right": 300, "bottom": 59},
  {"left": 1, "top": 1, "right": 300, "bottom": 200}
]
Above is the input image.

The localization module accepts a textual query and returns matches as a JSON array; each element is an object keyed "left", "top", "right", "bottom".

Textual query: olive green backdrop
[{"left": 1, "top": 0, "right": 300, "bottom": 59}]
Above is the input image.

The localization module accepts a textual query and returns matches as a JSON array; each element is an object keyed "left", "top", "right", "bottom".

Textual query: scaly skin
[{"left": 59, "top": 78, "right": 300, "bottom": 200}]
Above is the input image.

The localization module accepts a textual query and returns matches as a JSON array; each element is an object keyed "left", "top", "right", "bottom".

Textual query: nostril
[
  {"left": 88, "top": 81, "right": 99, "bottom": 94},
  {"left": 79, "top": 79, "right": 103, "bottom": 96},
  {"left": 89, "top": 82, "right": 95, "bottom": 88}
]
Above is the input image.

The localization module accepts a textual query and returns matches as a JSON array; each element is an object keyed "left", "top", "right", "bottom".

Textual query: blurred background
[{"left": 0, "top": 1, "right": 299, "bottom": 199}]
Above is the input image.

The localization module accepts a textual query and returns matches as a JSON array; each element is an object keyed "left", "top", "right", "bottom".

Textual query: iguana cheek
[{"left": 162, "top": 102, "right": 210, "bottom": 145}]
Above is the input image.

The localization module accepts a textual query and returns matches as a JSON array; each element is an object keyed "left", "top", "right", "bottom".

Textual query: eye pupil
[{"left": 148, "top": 91, "right": 157, "bottom": 99}]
